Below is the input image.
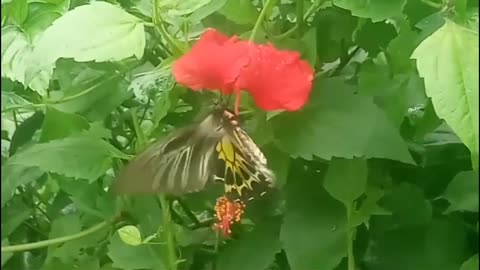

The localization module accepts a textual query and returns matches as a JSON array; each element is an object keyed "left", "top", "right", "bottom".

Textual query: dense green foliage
[{"left": 1, "top": 0, "right": 478, "bottom": 269}]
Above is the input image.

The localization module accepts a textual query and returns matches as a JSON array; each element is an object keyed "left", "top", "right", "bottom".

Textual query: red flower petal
[
  {"left": 172, "top": 29, "right": 250, "bottom": 94},
  {"left": 239, "top": 43, "right": 314, "bottom": 111}
]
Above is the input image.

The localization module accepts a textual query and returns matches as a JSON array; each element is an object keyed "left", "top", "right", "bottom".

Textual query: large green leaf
[
  {"left": 216, "top": 217, "right": 282, "bottom": 270},
  {"left": 2, "top": 0, "right": 28, "bottom": 26},
  {"left": 281, "top": 163, "right": 347, "bottom": 270},
  {"left": 365, "top": 218, "right": 472, "bottom": 270},
  {"left": 1, "top": 91, "right": 31, "bottom": 112},
  {"left": 1, "top": 164, "right": 43, "bottom": 207},
  {"left": 46, "top": 214, "right": 107, "bottom": 264},
  {"left": 7, "top": 136, "right": 128, "bottom": 182},
  {"left": 28, "top": 1, "right": 145, "bottom": 84},
  {"left": 380, "top": 182, "right": 432, "bottom": 228},
  {"left": 440, "top": 170, "right": 479, "bottom": 213},
  {"left": 1, "top": 196, "right": 32, "bottom": 237},
  {"left": 333, "top": 0, "right": 406, "bottom": 22},
  {"left": 354, "top": 20, "right": 397, "bottom": 56},
  {"left": 39, "top": 107, "right": 89, "bottom": 142},
  {"left": 1, "top": 26, "right": 50, "bottom": 94},
  {"left": 461, "top": 254, "right": 479, "bottom": 270},
  {"left": 323, "top": 157, "right": 368, "bottom": 207},
  {"left": 271, "top": 78, "right": 415, "bottom": 164},
  {"left": 9, "top": 111, "right": 44, "bottom": 155},
  {"left": 107, "top": 233, "right": 165, "bottom": 270},
  {"left": 411, "top": 20, "right": 479, "bottom": 170},
  {"left": 218, "top": 0, "right": 258, "bottom": 25}
]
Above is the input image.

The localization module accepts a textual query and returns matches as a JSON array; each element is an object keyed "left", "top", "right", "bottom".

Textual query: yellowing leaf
[
  {"left": 117, "top": 225, "right": 142, "bottom": 246},
  {"left": 412, "top": 20, "right": 479, "bottom": 170}
]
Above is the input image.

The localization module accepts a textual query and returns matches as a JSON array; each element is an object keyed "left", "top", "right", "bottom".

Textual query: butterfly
[{"left": 112, "top": 106, "right": 275, "bottom": 202}]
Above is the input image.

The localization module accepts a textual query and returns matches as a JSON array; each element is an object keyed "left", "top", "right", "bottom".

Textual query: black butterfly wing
[
  {"left": 113, "top": 113, "right": 223, "bottom": 195},
  {"left": 213, "top": 110, "right": 275, "bottom": 202}
]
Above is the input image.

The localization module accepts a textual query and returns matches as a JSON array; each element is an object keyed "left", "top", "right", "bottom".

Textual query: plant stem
[
  {"left": 130, "top": 108, "right": 146, "bottom": 148},
  {"left": 250, "top": 0, "right": 278, "bottom": 41},
  {"left": 176, "top": 198, "right": 201, "bottom": 226},
  {"left": 296, "top": 0, "right": 304, "bottom": 37},
  {"left": 152, "top": 0, "right": 184, "bottom": 56},
  {"left": 159, "top": 195, "right": 178, "bottom": 270},
  {"left": 1, "top": 219, "right": 114, "bottom": 253},
  {"left": 130, "top": 106, "right": 177, "bottom": 270},
  {"left": 272, "top": 0, "right": 324, "bottom": 39},
  {"left": 346, "top": 205, "right": 355, "bottom": 270}
]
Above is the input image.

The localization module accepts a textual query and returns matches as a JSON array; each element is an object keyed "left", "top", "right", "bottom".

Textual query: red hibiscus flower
[
  {"left": 172, "top": 29, "right": 314, "bottom": 112},
  {"left": 172, "top": 29, "right": 250, "bottom": 94},
  {"left": 238, "top": 43, "right": 314, "bottom": 111},
  {"left": 213, "top": 196, "right": 245, "bottom": 237}
]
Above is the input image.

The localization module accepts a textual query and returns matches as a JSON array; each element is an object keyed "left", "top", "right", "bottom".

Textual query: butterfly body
[{"left": 113, "top": 107, "right": 275, "bottom": 202}]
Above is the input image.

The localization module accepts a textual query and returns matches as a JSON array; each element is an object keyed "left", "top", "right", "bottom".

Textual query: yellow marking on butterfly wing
[{"left": 214, "top": 135, "right": 271, "bottom": 201}]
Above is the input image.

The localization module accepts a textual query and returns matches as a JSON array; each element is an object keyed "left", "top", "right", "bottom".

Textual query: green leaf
[
  {"left": 23, "top": 2, "right": 65, "bottom": 41},
  {"left": 281, "top": 164, "right": 347, "bottom": 270},
  {"left": 2, "top": 26, "right": 32, "bottom": 86},
  {"left": 365, "top": 218, "right": 471, "bottom": 270},
  {"left": 354, "top": 20, "right": 397, "bottom": 56},
  {"left": 9, "top": 111, "right": 44, "bottom": 155},
  {"left": 107, "top": 233, "right": 165, "bottom": 270},
  {"left": 1, "top": 164, "right": 43, "bottom": 207},
  {"left": 263, "top": 145, "right": 290, "bottom": 188},
  {"left": 323, "top": 157, "right": 368, "bottom": 207},
  {"left": 52, "top": 71, "right": 131, "bottom": 121},
  {"left": 333, "top": 0, "right": 407, "bottom": 22},
  {"left": 117, "top": 225, "right": 143, "bottom": 246},
  {"left": 314, "top": 7, "right": 358, "bottom": 62},
  {"left": 217, "top": 217, "right": 282, "bottom": 270},
  {"left": 381, "top": 182, "right": 432, "bottom": 228},
  {"left": 159, "top": 0, "right": 212, "bottom": 17},
  {"left": 358, "top": 63, "right": 427, "bottom": 128},
  {"left": 29, "top": 1, "right": 145, "bottom": 83},
  {"left": 129, "top": 67, "right": 175, "bottom": 104},
  {"left": 413, "top": 99, "right": 443, "bottom": 140},
  {"left": 441, "top": 170, "right": 479, "bottom": 213},
  {"left": 460, "top": 254, "right": 479, "bottom": 270},
  {"left": 386, "top": 20, "right": 421, "bottom": 73},
  {"left": 46, "top": 214, "right": 107, "bottom": 263},
  {"left": 7, "top": 136, "right": 128, "bottom": 182},
  {"left": 271, "top": 78, "right": 415, "bottom": 164},
  {"left": 189, "top": 0, "right": 227, "bottom": 23},
  {"left": 1, "top": 196, "right": 32, "bottom": 237},
  {"left": 411, "top": 20, "right": 479, "bottom": 170},
  {"left": 57, "top": 178, "right": 114, "bottom": 219},
  {"left": 350, "top": 187, "right": 390, "bottom": 227},
  {"left": 1, "top": 91, "right": 31, "bottom": 112},
  {"left": 218, "top": 0, "right": 258, "bottom": 25},
  {"left": 2, "top": 0, "right": 28, "bottom": 26},
  {"left": 40, "top": 107, "right": 89, "bottom": 142},
  {"left": 1, "top": 26, "right": 50, "bottom": 94},
  {"left": 1, "top": 240, "right": 13, "bottom": 266}
]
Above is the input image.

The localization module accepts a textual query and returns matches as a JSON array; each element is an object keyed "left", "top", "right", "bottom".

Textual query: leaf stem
[
  {"left": 1, "top": 218, "right": 115, "bottom": 253},
  {"left": 250, "top": 0, "right": 278, "bottom": 41},
  {"left": 421, "top": 0, "right": 443, "bottom": 9}
]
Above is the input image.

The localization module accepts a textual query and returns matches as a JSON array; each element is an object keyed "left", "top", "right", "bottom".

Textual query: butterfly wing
[
  {"left": 113, "top": 113, "right": 224, "bottom": 195},
  {"left": 213, "top": 110, "right": 275, "bottom": 202}
]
